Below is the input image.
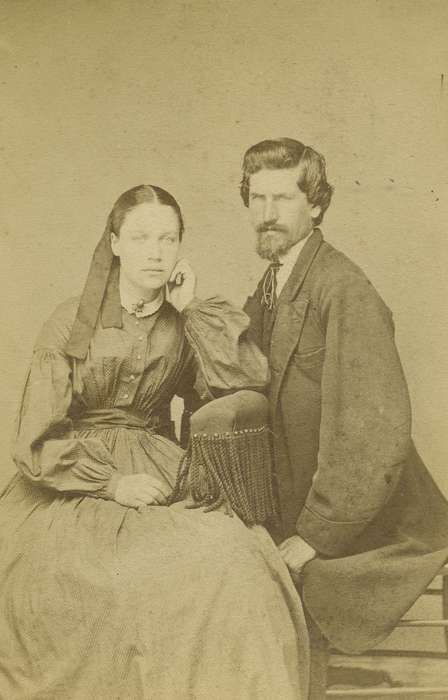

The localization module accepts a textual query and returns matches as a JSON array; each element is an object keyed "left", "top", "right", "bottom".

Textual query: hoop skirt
[{"left": 0, "top": 297, "right": 309, "bottom": 699}]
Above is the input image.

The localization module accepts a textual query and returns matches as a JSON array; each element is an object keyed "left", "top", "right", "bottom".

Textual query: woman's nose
[{"left": 145, "top": 241, "right": 162, "bottom": 259}]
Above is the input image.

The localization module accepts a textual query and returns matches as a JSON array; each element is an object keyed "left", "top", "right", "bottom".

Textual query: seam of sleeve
[
  {"left": 179, "top": 297, "right": 202, "bottom": 316},
  {"left": 302, "top": 504, "right": 372, "bottom": 526},
  {"left": 182, "top": 324, "right": 217, "bottom": 399}
]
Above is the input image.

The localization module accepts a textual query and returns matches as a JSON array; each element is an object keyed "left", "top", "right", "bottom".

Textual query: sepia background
[{"left": 1, "top": 0, "right": 447, "bottom": 498}]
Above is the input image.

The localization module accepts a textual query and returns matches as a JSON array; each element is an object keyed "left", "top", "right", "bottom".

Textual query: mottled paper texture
[{"left": 1, "top": 0, "right": 447, "bottom": 694}]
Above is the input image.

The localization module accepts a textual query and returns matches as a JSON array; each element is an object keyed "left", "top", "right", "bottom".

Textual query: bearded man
[{"left": 241, "top": 137, "right": 448, "bottom": 697}]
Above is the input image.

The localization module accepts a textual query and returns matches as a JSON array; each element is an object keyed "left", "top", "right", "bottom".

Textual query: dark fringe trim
[{"left": 169, "top": 426, "right": 278, "bottom": 526}]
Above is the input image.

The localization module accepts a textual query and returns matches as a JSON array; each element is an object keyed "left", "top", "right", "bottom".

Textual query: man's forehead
[{"left": 249, "top": 165, "right": 302, "bottom": 193}]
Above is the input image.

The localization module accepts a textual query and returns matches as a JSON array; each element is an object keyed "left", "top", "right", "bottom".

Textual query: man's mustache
[{"left": 256, "top": 224, "right": 288, "bottom": 234}]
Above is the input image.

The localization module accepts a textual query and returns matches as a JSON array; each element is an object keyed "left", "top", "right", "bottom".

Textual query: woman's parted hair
[
  {"left": 110, "top": 184, "right": 185, "bottom": 240},
  {"left": 240, "top": 138, "right": 334, "bottom": 226}
]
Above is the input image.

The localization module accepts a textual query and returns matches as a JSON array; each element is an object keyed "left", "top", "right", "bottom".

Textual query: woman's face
[{"left": 111, "top": 201, "right": 181, "bottom": 296}]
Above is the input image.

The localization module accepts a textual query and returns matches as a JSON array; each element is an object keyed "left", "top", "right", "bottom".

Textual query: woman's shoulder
[{"left": 34, "top": 296, "right": 80, "bottom": 353}]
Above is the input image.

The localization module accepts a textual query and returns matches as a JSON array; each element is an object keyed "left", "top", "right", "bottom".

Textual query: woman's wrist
[
  {"left": 166, "top": 259, "right": 197, "bottom": 312},
  {"left": 179, "top": 296, "right": 201, "bottom": 315},
  {"left": 102, "top": 472, "right": 122, "bottom": 501}
]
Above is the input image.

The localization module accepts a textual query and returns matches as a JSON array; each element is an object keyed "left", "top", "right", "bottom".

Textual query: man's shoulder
[
  {"left": 312, "top": 239, "right": 378, "bottom": 295},
  {"left": 317, "top": 240, "right": 368, "bottom": 281},
  {"left": 306, "top": 238, "right": 392, "bottom": 318}
]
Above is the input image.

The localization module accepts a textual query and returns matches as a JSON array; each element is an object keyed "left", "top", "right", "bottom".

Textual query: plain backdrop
[{"left": 1, "top": 0, "right": 447, "bottom": 494}]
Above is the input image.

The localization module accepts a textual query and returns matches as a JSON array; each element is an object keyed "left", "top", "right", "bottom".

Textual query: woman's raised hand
[
  {"left": 114, "top": 474, "right": 172, "bottom": 509},
  {"left": 165, "top": 258, "right": 197, "bottom": 312}
]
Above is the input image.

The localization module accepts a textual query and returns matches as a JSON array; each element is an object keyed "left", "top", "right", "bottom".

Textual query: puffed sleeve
[
  {"left": 12, "top": 302, "right": 120, "bottom": 499},
  {"left": 296, "top": 275, "right": 412, "bottom": 557},
  {"left": 180, "top": 296, "right": 269, "bottom": 398}
]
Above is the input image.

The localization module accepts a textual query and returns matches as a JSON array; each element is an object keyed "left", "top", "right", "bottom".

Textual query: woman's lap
[{"left": 0, "top": 477, "right": 309, "bottom": 699}]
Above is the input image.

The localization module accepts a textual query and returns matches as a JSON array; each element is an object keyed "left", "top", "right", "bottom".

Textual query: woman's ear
[{"left": 110, "top": 231, "right": 120, "bottom": 257}]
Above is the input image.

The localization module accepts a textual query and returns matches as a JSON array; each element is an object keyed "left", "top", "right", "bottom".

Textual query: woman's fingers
[
  {"left": 168, "top": 257, "right": 190, "bottom": 283},
  {"left": 144, "top": 489, "right": 166, "bottom": 505},
  {"left": 166, "top": 258, "right": 196, "bottom": 312},
  {"left": 151, "top": 481, "right": 172, "bottom": 499},
  {"left": 138, "top": 482, "right": 169, "bottom": 502},
  {"left": 140, "top": 475, "right": 172, "bottom": 498},
  {"left": 128, "top": 492, "right": 164, "bottom": 508},
  {"left": 168, "top": 259, "right": 182, "bottom": 284},
  {"left": 137, "top": 486, "right": 167, "bottom": 505}
]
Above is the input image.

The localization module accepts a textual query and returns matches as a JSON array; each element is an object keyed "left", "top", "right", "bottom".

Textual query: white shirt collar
[
  {"left": 276, "top": 230, "right": 313, "bottom": 296},
  {"left": 119, "top": 276, "right": 165, "bottom": 318}
]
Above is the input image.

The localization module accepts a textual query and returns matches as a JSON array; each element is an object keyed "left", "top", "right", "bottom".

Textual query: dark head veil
[
  {"left": 65, "top": 213, "right": 122, "bottom": 360},
  {"left": 65, "top": 184, "right": 184, "bottom": 361}
]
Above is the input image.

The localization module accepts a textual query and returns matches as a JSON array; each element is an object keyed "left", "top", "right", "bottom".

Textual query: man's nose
[{"left": 263, "top": 199, "right": 278, "bottom": 224}]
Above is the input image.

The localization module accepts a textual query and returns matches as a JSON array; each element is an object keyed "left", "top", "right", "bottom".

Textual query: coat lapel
[
  {"left": 278, "top": 228, "right": 323, "bottom": 307},
  {"left": 270, "top": 229, "right": 323, "bottom": 413}
]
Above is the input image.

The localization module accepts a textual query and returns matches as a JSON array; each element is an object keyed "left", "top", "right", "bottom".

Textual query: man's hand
[
  {"left": 114, "top": 474, "right": 171, "bottom": 509},
  {"left": 166, "top": 258, "right": 197, "bottom": 313},
  {"left": 278, "top": 535, "right": 316, "bottom": 580}
]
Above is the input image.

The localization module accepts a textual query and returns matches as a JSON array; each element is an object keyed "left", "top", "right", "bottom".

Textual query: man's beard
[{"left": 256, "top": 228, "right": 291, "bottom": 261}]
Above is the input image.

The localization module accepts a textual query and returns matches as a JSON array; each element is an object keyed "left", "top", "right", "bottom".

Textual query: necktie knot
[{"left": 262, "top": 260, "right": 282, "bottom": 310}]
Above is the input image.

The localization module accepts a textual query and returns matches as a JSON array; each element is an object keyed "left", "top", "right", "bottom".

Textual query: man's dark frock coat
[{"left": 244, "top": 229, "right": 448, "bottom": 652}]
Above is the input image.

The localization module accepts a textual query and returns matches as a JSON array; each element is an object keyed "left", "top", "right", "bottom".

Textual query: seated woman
[{"left": 0, "top": 185, "right": 309, "bottom": 699}]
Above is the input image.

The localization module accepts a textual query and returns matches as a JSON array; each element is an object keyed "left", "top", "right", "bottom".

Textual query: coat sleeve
[
  {"left": 296, "top": 275, "right": 412, "bottom": 557},
  {"left": 180, "top": 296, "right": 269, "bottom": 399},
  {"left": 12, "top": 303, "right": 120, "bottom": 498}
]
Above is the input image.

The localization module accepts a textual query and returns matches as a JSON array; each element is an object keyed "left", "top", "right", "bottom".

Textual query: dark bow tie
[{"left": 262, "top": 261, "right": 282, "bottom": 311}]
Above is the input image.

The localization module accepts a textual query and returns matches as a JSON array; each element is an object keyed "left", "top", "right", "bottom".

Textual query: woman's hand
[
  {"left": 166, "top": 258, "right": 197, "bottom": 312},
  {"left": 114, "top": 474, "right": 171, "bottom": 509}
]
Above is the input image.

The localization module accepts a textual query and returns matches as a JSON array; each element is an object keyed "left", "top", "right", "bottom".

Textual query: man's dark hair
[{"left": 240, "top": 137, "right": 333, "bottom": 226}]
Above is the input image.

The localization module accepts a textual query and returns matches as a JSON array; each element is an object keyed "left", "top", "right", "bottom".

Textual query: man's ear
[
  {"left": 110, "top": 231, "right": 120, "bottom": 257},
  {"left": 310, "top": 203, "right": 321, "bottom": 221}
]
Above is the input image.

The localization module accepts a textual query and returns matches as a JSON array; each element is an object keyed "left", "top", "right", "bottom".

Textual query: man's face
[{"left": 248, "top": 165, "right": 321, "bottom": 260}]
